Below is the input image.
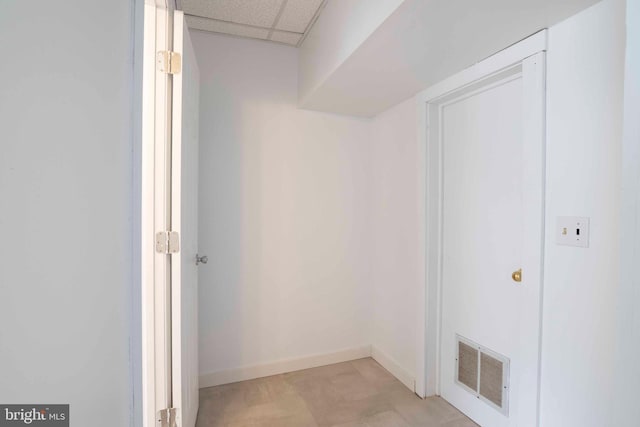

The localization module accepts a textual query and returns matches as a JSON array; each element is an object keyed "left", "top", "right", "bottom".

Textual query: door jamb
[
  {"left": 415, "top": 30, "right": 547, "bottom": 425},
  {"left": 141, "top": 1, "right": 176, "bottom": 426}
]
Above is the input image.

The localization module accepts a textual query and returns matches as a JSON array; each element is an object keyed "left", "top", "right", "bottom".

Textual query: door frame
[
  {"left": 141, "top": 1, "right": 176, "bottom": 426},
  {"left": 415, "top": 30, "right": 547, "bottom": 425}
]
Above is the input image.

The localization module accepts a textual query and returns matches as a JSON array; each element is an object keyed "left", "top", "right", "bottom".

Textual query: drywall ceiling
[
  {"left": 178, "top": 0, "right": 326, "bottom": 47},
  {"left": 299, "top": 0, "right": 601, "bottom": 117}
]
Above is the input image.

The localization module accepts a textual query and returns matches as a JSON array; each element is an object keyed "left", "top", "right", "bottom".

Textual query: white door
[
  {"left": 434, "top": 55, "right": 545, "bottom": 427},
  {"left": 171, "top": 10, "right": 200, "bottom": 427}
]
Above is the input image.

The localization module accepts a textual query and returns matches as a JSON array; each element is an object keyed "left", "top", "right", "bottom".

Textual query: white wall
[
  {"left": 299, "top": 0, "right": 599, "bottom": 117},
  {"left": 131, "top": 0, "right": 144, "bottom": 424},
  {"left": 366, "top": 0, "right": 627, "bottom": 423},
  {"left": 0, "top": 1, "right": 134, "bottom": 426},
  {"left": 614, "top": 0, "right": 640, "bottom": 424},
  {"left": 191, "top": 32, "right": 373, "bottom": 380},
  {"left": 369, "top": 98, "right": 420, "bottom": 388},
  {"left": 540, "top": 1, "right": 625, "bottom": 425},
  {"left": 298, "top": 0, "right": 405, "bottom": 106}
]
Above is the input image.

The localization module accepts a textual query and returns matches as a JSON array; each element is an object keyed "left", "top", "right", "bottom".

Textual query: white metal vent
[{"left": 455, "top": 335, "right": 510, "bottom": 415}]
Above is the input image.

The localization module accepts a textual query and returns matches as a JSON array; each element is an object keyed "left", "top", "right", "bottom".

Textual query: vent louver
[
  {"left": 455, "top": 335, "right": 510, "bottom": 415},
  {"left": 457, "top": 341, "right": 478, "bottom": 391}
]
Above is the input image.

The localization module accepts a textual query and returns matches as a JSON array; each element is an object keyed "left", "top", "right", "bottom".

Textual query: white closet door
[{"left": 431, "top": 53, "right": 545, "bottom": 427}]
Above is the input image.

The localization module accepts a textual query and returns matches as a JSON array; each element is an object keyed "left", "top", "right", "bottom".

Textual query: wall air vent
[{"left": 455, "top": 334, "right": 510, "bottom": 415}]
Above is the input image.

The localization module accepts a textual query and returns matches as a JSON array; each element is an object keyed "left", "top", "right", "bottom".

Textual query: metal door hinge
[
  {"left": 156, "top": 231, "right": 180, "bottom": 254},
  {"left": 158, "top": 408, "right": 178, "bottom": 427},
  {"left": 157, "top": 50, "right": 182, "bottom": 74}
]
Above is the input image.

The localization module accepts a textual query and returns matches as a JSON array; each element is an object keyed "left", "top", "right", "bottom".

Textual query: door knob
[
  {"left": 512, "top": 269, "right": 522, "bottom": 282},
  {"left": 196, "top": 254, "right": 208, "bottom": 265}
]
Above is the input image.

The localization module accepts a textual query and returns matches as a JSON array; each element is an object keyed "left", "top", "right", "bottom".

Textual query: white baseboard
[
  {"left": 199, "top": 345, "right": 372, "bottom": 388},
  {"left": 199, "top": 344, "right": 416, "bottom": 392},
  {"left": 371, "top": 346, "right": 416, "bottom": 392}
]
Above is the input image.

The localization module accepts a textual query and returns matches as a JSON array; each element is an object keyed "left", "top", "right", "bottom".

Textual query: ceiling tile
[
  {"left": 270, "top": 31, "right": 303, "bottom": 46},
  {"left": 276, "top": 0, "right": 324, "bottom": 33},
  {"left": 182, "top": 0, "right": 284, "bottom": 28},
  {"left": 186, "top": 15, "right": 270, "bottom": 40}
]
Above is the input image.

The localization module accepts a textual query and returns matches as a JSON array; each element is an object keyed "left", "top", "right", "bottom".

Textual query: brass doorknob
[{"left": 512, "top": 269, "right": 522, "bottom": 282}]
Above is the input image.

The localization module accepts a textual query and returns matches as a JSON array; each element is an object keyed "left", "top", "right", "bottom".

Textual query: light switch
[{"left": 556, "top": 216, "right": 589, "bottom": 248}]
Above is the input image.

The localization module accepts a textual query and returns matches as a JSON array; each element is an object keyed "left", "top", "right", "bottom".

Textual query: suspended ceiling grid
[{"left": 178, "top": 0, "right": 327, "bottom": 47}]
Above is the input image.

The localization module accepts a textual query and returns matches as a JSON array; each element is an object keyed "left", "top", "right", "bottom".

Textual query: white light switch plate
[{"left": 556, "top": 216, "right": 590, "bottom": 248}]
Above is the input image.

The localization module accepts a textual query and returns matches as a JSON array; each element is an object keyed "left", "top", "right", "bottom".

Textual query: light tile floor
[{"left": 196, "top": 358, "right": 478, "bottom": 427}]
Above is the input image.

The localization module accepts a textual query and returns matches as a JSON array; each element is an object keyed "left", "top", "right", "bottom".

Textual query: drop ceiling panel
[
  {"left": 181, "top": 0, "right": 284, "bottom": 28},
  {"left": 186, "top": 15, "right": 270, "bottom": 40},
  {"left": 180, "top": 0, "right": 326, "bottom": 47},
  {"left": 276, "top": 0, "right": 324, "bottom": 33},
  {"left": 270, "top": 30, "right": 303, "bottom": 45}
]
